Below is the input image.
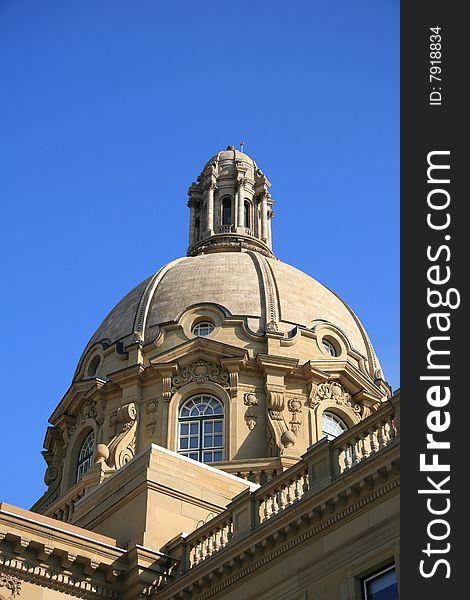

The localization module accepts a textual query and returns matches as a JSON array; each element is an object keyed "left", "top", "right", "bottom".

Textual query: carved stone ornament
[
  {"left": 107, "top": 403, "right": 138, "bottom": 469},
  {"left": 244, "top": 393, "right": 258, "bottom": 430},
  {"left": 78, "top": 399, "right": 104, "bottom": 426},
  {"left": 146, "top": 399, "right": 158, "bottom": 434},
  {"left": 267, "top": 390, "right": 285, "bottom": 420},
  {"left": 172, "top": 361, "right": 229, "bottom": 391},
  {"left": 309, "top": 381, "right": 361, "bottom": 413},
  {"left": 0, "top": 574, "right": 22, "bottom": 599},
  {"left": 288, "top": 398, "right": 302, "bottom": 436}
]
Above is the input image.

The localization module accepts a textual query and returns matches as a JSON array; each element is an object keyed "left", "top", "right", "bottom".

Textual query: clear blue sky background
[{"left": 0, "top": 0, "right": 399, "bottom": 508}]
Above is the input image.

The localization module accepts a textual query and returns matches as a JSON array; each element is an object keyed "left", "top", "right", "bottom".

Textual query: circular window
[
  {"left": 87, "top": 355, "right": 101, "bottom": 377},
  {"left": 322, "top": 338, "right": 337, "bottom": 357},
  {"left": 192, "top": 321, "right": 215, "bottom": 336},
  {"left": 322, "top": 412, "right": 347, "bottom": 440}
]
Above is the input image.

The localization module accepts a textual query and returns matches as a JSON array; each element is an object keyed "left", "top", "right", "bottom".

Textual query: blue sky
[{"left": 0, "top": 0, "right": 399, "bottom": 508}]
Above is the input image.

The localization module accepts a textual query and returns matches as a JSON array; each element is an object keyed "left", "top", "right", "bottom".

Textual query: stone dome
[
  {"left": 37, "top": 147, "right": 390, "bottom": 521},
  {"left": 203, "top": 145, "right": 259, "bottom": 172},
  {"left": 77, "top": 251, "right": 381, "bottom": 380}
]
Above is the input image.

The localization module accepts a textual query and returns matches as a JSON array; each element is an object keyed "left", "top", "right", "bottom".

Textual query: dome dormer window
[
  {"left": 191, "top": 321, "right": 214, "bottom": 336},
  {"left": 76, "top": 431, "right": 95, "bottom": 482},
  {"left": 178, "top": 395, "right": 224, "bottom": 463},
  {"left": 322, "top": 339, "right": 337, "bottom": 357},
  {"left": 321, "top": 412, "right": 347, "bottom": 440}
]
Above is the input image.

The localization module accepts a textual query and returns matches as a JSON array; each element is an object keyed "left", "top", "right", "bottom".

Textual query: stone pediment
[
  {"left": 150, "top": 338, "right": 248, "bottom": 401},
  {"left": 149, "top": 337, "right": 248, "bottom": 368},
  {"left": 300, "top": 360, "right": 388, "bottom": 405}
]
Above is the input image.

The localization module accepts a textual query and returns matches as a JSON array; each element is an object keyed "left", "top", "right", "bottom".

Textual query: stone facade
[{"left": 0, "top": 148, "right": 399, "bottom": 599}]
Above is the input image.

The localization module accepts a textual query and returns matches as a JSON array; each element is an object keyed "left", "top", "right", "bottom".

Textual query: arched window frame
[
  {"left": 177, "top": 394, "right": 224, "bottom": 463},
  {"left": 321, "top": 411, "right": 348, "bottom": 440},
  {"left": 76, "top": 430, "right": 95, "bottom": 482}
]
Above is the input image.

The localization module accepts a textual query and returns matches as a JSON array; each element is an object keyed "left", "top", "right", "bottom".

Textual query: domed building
[{"left": 0, "top": 148, "right": 399, "bottom": 600}]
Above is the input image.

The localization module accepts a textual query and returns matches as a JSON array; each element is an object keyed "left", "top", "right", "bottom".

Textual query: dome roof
[
  {"left": 77, "top": 251, "right": 381, "bottom": 378},
  {"left": 203, "top": 146, "right": 259, "bottom": 172}
]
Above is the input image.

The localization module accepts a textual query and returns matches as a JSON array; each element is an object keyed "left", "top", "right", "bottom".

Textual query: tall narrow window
[
  {"left": 222, "top": 197, "right": 232, "bottom": 225},
  {"left": 244, "top": 200, "right": 251, "bottom": 228},
  {"left": 195, "top": 217, "right": 200, "bottom": 241},
  {"left": 178, "top": 395, "right": 224, "bottom": 463},
  {"left": 76, "top": 431, "right": 94, "bottom": 482}
]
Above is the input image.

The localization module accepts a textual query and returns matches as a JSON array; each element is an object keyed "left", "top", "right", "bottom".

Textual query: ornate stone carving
[
  {"left": 267, "top": 390, "right": 285, "bottom": 420},
  {"left": 107, "top": 403, "right": 138, "bottom": 469},
  {"left": 244, "top": 393, "right": 258, "bottom": 430},
  {"left": 288, "top": 398, "right": 302, "bottom": 436},
  {"left": 309, "top": 381, "right": 361, "bottom": 413},
  {"left": 0, "top": 574, "right": 22, "bottom": 599},
  {"left": 162, "top": 376, "right": 173, "bottom": 402},
  {"left": 172, "top": 361, "right": 229, "bottom": 391},
  {"left": 146, "top": 399, "right": 158, "bottom": 434},
  {"left": 79, "top": 399, "right": 104, "bottom": 426}
]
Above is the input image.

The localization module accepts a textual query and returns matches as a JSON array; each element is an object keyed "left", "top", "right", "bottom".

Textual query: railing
[
  {"left": 333, "top": 400, "right": 398, "bottom": 473},
  {"left": 217, "top": 225, "right": 234, "bottom": 234},
  {"left": 188, "top": 515, "right": 234, "bottom": 568},
  {"left": 165, "top": 395, "right": 399, "bottom": 575},
  {"left": 257, "top": 464, "right": 309, "bottom": 523},
  {"left": 217, "top": 457, "right": 281, "bottom": 485}
]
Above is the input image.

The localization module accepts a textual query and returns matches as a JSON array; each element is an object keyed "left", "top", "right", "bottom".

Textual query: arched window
[
  {"left": 76, "top": 431, "right": 94, "bottom": 482},
  {"left": 222, "top": 197, "right": 232, "bottom": 225},
  {"left": 321, "top": 412, "right": 347, "bottom": 440},
  {"left": 244, "top": 200, "right": 251, "bottom": 228},
  {"left": 178, "top": 395, "right": 224, "bottom": 463},
  {"left": 87, "top": 355, "right": 101, "bottom": 377}
]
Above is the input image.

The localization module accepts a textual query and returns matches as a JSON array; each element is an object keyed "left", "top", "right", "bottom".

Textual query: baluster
[
  {"left": 376, "top": 421, "right": 386, "bottom": 449},
  {"left": 199, "top": 538, "right": 206, "bottom": 562},
  {"left": 263, "top": 496, "right": 271, "bottom": 521},
  {"left": 213, "top": 528, "right": 220, "bottom": 552},
  {"left": 302, "top": 472, "right": 310, "bottom": 494},
  {"left": 206, "top": 533, "right": 213, "bottom": 557},
  {"left": 286, "top": 479, "right": 294, "bottom": 505},
  {"left": 388, "top": 414, "right": 396, "bottom": 440},
  {"left": 351, "top": 437, "right": 362, "bottom": 465},
  {"left": 220, "top": 524, "right": 227, "bottom": 547},
  {"left": 343, "top": 445, "right": 352, "bottom": 469},
  {"left": 278, "top": 487, "right": 286, "bottom": 511},
  {"left": 271, "top": 490, "right": 278, "bottom": 515},
  {"left": 294, "top": 475, "right": 302, "bottom": 501},
  {"left": 360, "top": 431, "right": 369, "bottom": 459},
  {"left": 369, "top": 428, "right": 378, "bottom": 453}
]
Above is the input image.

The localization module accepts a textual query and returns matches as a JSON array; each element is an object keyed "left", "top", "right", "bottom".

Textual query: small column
[
  {"left": 260, "top": 192, "right": 268, "bottom": 243},
  {"left": 237, "top": 179, "right": 245, "bottom": 232},
  {"left": 206, "top": 181, "right": 215, "bottom": 235},
  {"left": 267, "top": 209, "right": 273, "bottom": 248},
  {"left": 188, "top": 198, "right": 196, "bottom": 247}
]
